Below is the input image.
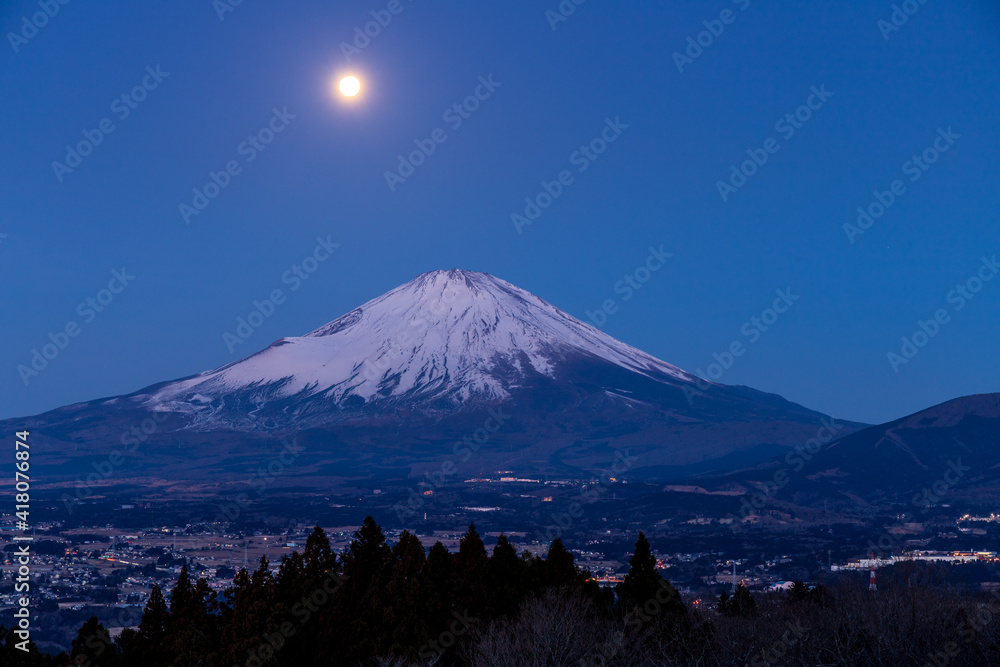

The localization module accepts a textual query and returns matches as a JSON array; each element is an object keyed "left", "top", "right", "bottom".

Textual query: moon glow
[{"left": 339, "top": 76, "right": 361, "bottom": 97}]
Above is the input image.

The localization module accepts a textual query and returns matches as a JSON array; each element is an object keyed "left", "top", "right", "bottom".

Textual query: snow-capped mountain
[
  {"left": 7, "top": 270, "right": 866, "bottom": 484},
  {"left": 144, "top": 270, "right": 699, "bottom": 426}
]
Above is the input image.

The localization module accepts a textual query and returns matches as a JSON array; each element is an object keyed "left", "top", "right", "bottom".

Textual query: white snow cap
[{"left": 149, "top": 269, "right": 696, "bottom": 408}]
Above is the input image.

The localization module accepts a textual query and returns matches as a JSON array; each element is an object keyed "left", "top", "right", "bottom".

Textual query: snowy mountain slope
[{"left": 141, "top": 270, "right": 701, "bottom": 424}]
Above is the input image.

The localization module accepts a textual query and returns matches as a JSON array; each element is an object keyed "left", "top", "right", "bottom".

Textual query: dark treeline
[{"left": 4, "top": 517, "right": 1000, "bottom": 666}]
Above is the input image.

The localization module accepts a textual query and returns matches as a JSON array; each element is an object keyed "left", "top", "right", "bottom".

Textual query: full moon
[{"left": 339, "top": 76, "right": 361, "bottom": 97}]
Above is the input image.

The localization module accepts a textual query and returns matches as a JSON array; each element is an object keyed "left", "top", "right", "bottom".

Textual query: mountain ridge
[
  {"left": 5, "top": 269, "right": 868, "bottom": 485},
  {"left": 691, "top": 392, "right": 1000, "bottom": 510}
]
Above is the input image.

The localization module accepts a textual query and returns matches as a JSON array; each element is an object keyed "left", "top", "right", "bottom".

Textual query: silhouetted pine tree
[
  {"left": 616, "top": 532, "right": 684, "bottom": 617},
  {"left": 807, "top": 583, "right": 834, "bottom": 608},
  {"left": 787, "top": 580, "right": 811, "bottom": 604},
  {"left": 718, "top": 583, "right": 757, "bottom": 617},
  {"left": 784, "top": 580, "right": 833, "bottom": 609},
  {"left": 113, "top": 627, "right": 139, "bottom": 662},
  {"left": 221, "top": 557, "right": 286, "bottom": 666},
  {"left": 488, "top": 534, "right": 528, "bottom": 618},
  {"left": 70, "top": 616, "right": 119, "bottom": 666},
  {"left": 317, "top": 516, "right": 391, "bottom": 663},
  {"left": 168, "top": 564, "right": 192, "bottom": 618},
  {"left": 453, "top": 522, "right": 491, "bottom": 620},
  {"left": 303, "top": 525, "right": 338, "bottom": 581},
  {"left": 169, "top": 577, "right": 220, "bottom": 665},
  {"left": 220, "top": 567, "right": 251, "bottom": 665},
  {"left": 383, "top": 530, "right": 430, "bottom": 658},
  {"left": 275, "top": 550, "right": 306, "bottom": 600},
  {"left": 542, "top": 537, "right": 578, "bottom": 590},
  {"left": 520, "top": 547, "right": 545, "bottom": 599},
  {"left": 423, "top": 541, "right": 456, "bottom": 635},
  {"left": 275, "top": 526, "right": 342, "bottom": 665},
  {"left": 129, "top": 584, "right": 170, "bottom": 666}
]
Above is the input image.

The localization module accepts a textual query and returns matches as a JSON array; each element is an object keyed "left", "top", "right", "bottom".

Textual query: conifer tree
[
  {"left": 383, "top": 530, "right": 430, "bottom": 657},
  {"left": 718, "top": 583, "right": 757, "bottom": 617},
  {"left": 788, "top": 580, "right": 810, "bottom": 604},
  {"left": 131, "top": 584, "right": 170, "bottom": 666},
  {"left": 454, "top": 522, "right": 490, "bottom": 618},
  {"left": 222, "top": 557, "right": 286, "bottom": 666},
  {"left": 423, "top": 541, "right": 455, "bottom": 634},
  {"left": 272, "top": 527, "right": 341, "bottom": 664},
  {"left": 70, "top": 616, "right": 118, "bottom": 666},
  {"left": 303, "top": 525, "right": 337, "bottom": 581},
  {"left": 114, "top": 627, "right": 139, "bottom": 661},
  {"left": 169, "top": 564, "right": 193, "bottom": 617},
  {"left": 543, "top": 537, "right": 578, "bottom": 589},
  {"left": 317, "top": 516, "right": 390, "bottom": 663},
  {"left": 489, "top": 534, "right": 528, "bottom": 618},
  {"left": 617, "top": 532, "right": 683, "bottom": 617},
  {"left": 275, "top": 551, "right": 306, "bottom": 603},
  {"left": 170, "top": 577, "right": 220, "bottom": 665}
]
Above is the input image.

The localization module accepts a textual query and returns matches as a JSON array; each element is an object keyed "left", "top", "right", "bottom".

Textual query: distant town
[{"left": 5, "top": 474, "right": 1000, "bottom": 654}]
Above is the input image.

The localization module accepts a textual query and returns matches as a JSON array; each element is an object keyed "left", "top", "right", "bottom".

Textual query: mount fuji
[
  {"left": 7, "top": 270, "right": 866, "bottom": 486},
  {"left": 145, "top": 269, "right": 702, "bottom": 427}
]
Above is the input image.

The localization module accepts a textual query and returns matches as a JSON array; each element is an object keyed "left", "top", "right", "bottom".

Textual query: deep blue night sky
[{"left": 2, "top": 0, "right": 998, "bottom": 424}]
